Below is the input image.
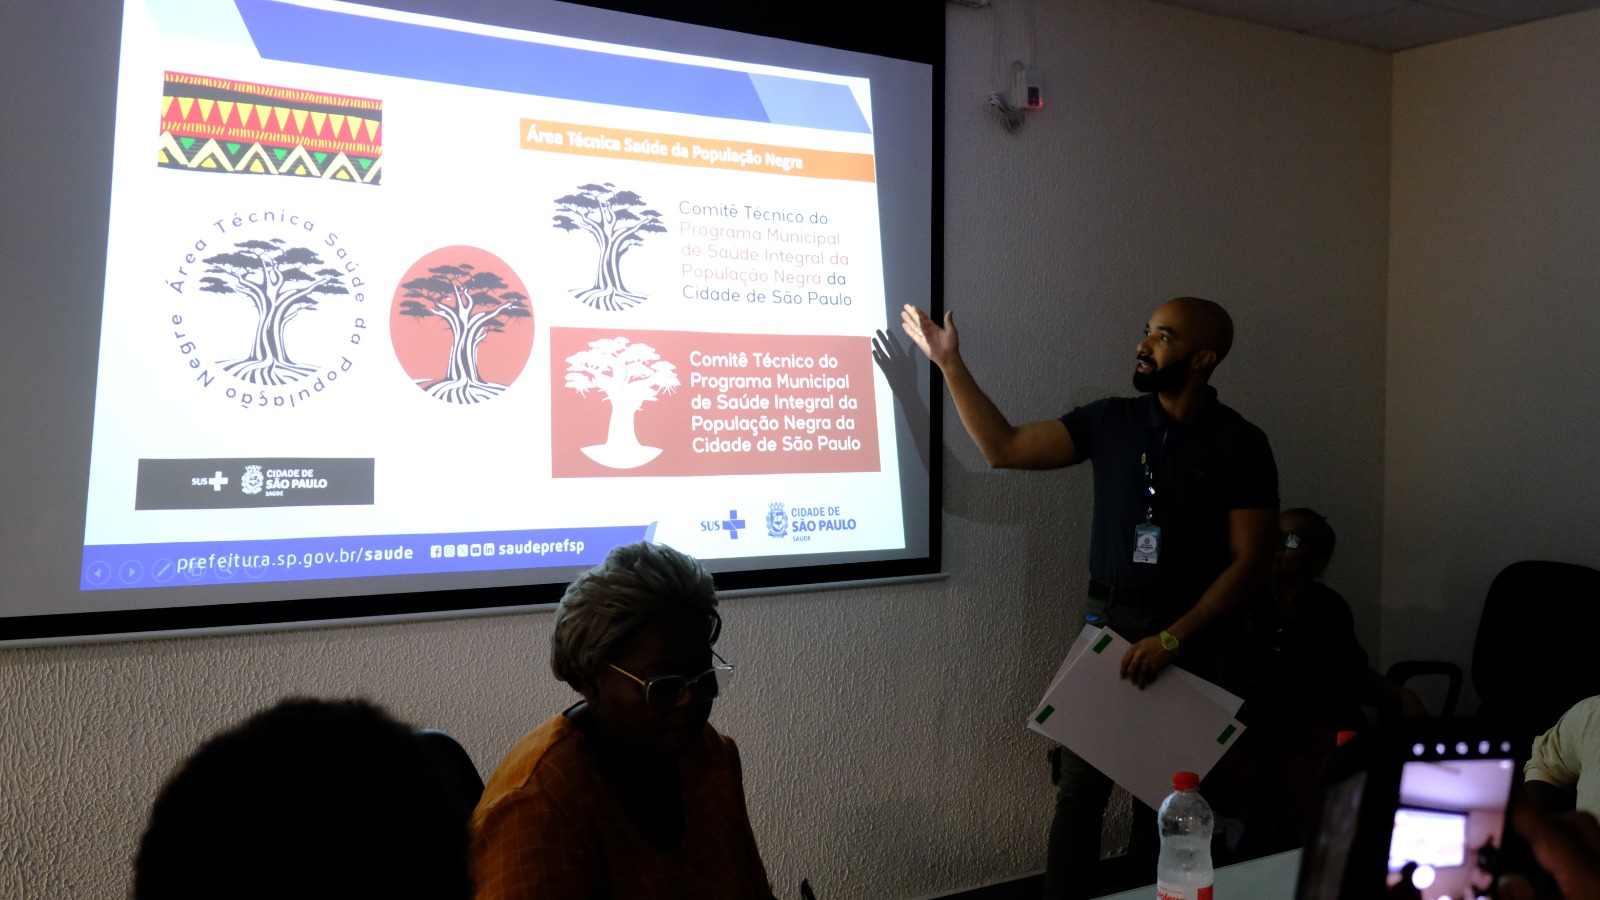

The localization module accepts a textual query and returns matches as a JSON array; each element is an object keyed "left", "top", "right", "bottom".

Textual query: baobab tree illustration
[
  {"left": 199, "top": 239, "right": 348, "bottom": 385},
  {"left": 397, "top": 263, "right": 531, "bottom": 404},
  {"left": 552, "top": 183, "right": 666, "bottom": 311},
  {"left": 565, "top": 337, "right": 679, "bottom": 468}
]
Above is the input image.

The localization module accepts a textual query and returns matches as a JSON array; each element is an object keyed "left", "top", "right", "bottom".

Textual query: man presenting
[{"left": 902, "top": 297, "right": 1278, "bottom": 898}]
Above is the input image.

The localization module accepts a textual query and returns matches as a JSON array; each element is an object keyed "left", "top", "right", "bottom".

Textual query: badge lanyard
[
  {"left": 1133, "top": 428, "right": 1166, "bottom": 565},
  {"left": 1141, "top": 429, "right": 1158, "bottom": 523},
  {"left": 1140, "top": 427, "right": 1170, "bottom": 520}
]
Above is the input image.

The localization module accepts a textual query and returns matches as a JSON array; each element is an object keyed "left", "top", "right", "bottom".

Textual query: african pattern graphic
[{"left": 158, "top": 72, "right": 383, "bottom": 184}]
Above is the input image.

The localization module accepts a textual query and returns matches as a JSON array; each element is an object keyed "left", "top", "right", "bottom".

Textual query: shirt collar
[{"left": 1142, "top": 385, "right": 1220, "bottom": 429}]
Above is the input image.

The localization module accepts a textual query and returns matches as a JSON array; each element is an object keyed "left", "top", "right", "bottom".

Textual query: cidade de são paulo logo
[
  {"left": 188, "top": 463, "right": 329, "bottom": 499},
  {"left": 765, "top": 502, "right": 788, "bottom": 538},
  {"left": 767, "top": 502, "right": 857, "bottom": 542},
  {"left": 165, "top": 211, "right": 372, "bottom": 408}
]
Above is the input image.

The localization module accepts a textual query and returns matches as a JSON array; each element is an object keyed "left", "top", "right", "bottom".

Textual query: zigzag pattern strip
[
  {"left": 158, "top": 71, "right": 382, "bottom": 185},
  {"left": 158, "top": 133, "right": 382, "bottom": 183}
]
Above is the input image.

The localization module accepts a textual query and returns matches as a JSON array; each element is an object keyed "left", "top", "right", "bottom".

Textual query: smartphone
[{"left": 1295, "top": 720, "right": 1525, "bottom": 900}]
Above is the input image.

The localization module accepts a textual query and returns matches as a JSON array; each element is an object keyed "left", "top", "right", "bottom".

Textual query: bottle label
[{"left": 1156, "top": 883, "right": 1212, "bottom": 900}]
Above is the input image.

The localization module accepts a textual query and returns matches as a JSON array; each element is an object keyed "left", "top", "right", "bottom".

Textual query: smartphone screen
[
  {"left": 1296, "top": 727, "right": 1521, "bottom": 900},
  {"left": 1385, "top": 752, "right": 1517, "bottom": 900}
]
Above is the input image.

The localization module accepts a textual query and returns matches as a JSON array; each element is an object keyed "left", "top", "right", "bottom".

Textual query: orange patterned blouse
[{"left": 471, "top": 715, "right": 777, "bottom": 900}]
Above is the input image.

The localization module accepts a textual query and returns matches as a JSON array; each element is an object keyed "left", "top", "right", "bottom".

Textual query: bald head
[{"left": 1161, "top": 297, "right": 1234, "bottom": 365}]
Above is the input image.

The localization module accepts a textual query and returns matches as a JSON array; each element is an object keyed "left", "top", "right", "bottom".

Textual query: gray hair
[{"left": 550, "top": 542, "right": 718, "bottom": 689}]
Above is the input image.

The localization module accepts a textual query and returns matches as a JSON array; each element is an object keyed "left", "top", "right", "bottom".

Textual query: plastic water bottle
[{"left": 1157, "top": 771, "right": 1214, "bottom": 900}]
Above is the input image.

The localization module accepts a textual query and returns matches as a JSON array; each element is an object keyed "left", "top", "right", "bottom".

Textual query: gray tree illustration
[
  {"left": 565, "top": 337, "right": 678, "bottom": 468},
  {"left": 552, "top": 183, "right": 666, "bottom": 311},
  {"left": 397, "top": 264, "right": 531, "bottom": 404},
  {"left": 199, "top": 239, "right": 348, "bottom": 385}
]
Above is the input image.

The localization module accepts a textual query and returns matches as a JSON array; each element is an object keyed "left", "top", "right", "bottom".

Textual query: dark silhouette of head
[
  {"left": 134, "top": 697, "right": 472, "bottom": 900},
  {"left": 1169, "top": 296, "right": 1234, "bottom": 364},
  {"left": 1274, "top": 507, "right": 1337, "bottom": 587},
  {"left": 550, "top": 541, "right": 722, "bottom": 758}
]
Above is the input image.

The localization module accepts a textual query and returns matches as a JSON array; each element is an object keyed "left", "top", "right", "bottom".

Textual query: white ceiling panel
[
  {"left": 1145, "top": 0, "right": 1405, "bottom": 32},
  {"left": 1427, "top": 0, "right": 1600, "bottom": 23},
  {"left": 1398, "top": 759, "right": 1517, "bottom": 812},
  {"left": 1143, "top": 0, "right": 1600, "bottom": 50},
  {"left": 1306, "top": 3, "right": 1505, "bottom": 51}
]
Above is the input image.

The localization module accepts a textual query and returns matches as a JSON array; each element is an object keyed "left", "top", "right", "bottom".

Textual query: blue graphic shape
[
  {"left": 80, "top": 524, "right": 650, "bottom": 590},
  {"left": 721, "top": 510, "right": 746, "bottom": 539},
  {"left": 146, "top": 0, "right": 255, "bottom": 45},
  {"left": 229, "top": 0, "right": 871, "bottom": 133},
  {"left": 748, "top": 74, "right": 869, "bottom": 133}
]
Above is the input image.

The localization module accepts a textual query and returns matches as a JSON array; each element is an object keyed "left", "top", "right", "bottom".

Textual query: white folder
[{"left": 1029, "top": 628, "right": 1246, "bottom": 810}]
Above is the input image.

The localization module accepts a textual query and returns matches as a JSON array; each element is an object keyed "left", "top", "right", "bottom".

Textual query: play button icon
[{"left": 118, "top": 560, "right": 144, "bottom": 585}]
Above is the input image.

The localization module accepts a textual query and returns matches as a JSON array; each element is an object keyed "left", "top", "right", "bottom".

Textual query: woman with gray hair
[{"left": 470, "top": 541, "right": 777, "bottom": 900}]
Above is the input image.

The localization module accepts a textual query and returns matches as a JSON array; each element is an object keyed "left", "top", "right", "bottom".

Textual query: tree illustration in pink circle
[{"left": 390, "top": 247, "right": 533, "bottom": 404}]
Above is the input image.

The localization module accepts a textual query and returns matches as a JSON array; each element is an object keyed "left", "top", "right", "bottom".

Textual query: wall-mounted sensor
[{"left": 1014, "top": 68, "right": 1043, "bottom": 110}]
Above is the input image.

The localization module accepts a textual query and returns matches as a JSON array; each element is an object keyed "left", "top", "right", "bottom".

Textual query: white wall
[
  {"left": 0, "top": 1, "right": 1391, "bottom": 897},
  {"left": 1383, "top": 9, "right": 1600, "bottom": 686}
]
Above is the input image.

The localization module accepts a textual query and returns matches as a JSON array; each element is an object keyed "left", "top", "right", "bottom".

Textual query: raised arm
[
  {"left": 900, "top": 304, "right": 1080, "bottom": 470},
  {"left": 1121, "top": 506, "right": 1277, "bottom": 687}
]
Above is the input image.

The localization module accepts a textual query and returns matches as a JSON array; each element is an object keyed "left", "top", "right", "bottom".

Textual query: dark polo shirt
[{"left": 1061, "top": 387, "right": 1278, "bottom": 605}]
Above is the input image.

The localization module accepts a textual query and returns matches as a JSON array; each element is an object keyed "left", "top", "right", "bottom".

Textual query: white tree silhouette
[{"left": 565, "top": 337, "right": 678, "bottom": 468}]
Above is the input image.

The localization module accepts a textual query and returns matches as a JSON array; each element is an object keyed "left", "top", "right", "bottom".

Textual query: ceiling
[
  {"left": 1145, "top": 0, "right": 1600, "bottom": 51},
  {"left": 1398, "top": 758, "right": 1516, "bottom": 811}
]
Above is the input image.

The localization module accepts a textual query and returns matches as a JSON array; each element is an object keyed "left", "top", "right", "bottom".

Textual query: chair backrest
[
  {"left": 415, "top": 728, "right": 486, "bottom": 825},
  {"left": 1472, "top": 560, "right": 1600, "bottom": 739}
]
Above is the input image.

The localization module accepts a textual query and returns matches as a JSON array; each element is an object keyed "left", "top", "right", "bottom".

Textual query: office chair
[
  {"left": 415, "top": 728, "right": 485, "bottom": 824},
  {"left": 1472, "top": 560, "right": 1600, "bottom": 738},
  {"left": 1389, "top": 560, "right": 1600, "bottom": 742}
]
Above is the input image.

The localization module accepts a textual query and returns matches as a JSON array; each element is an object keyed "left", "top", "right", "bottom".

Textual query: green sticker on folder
[
  {"left": 1092, "top": 634, "right": 1113, "bottom": 654},
  {"left": 1035, "top": 705, "right": 1055, "bottom": 724},
  {"left": 1217, "top": 724, "right": 1237, "bottom": 745}
]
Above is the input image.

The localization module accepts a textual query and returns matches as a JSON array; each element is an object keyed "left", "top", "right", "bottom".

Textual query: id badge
[{"left": 1132, "top": 523, "right": 1161, "bottom": 564}]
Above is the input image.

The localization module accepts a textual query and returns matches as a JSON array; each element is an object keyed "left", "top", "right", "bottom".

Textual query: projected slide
[{"left": 80, "top": 0, "right": 908, "bottom": 594}]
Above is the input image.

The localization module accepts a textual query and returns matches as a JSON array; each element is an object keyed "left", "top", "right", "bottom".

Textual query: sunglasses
[{"left": 607, "top": 652, "right": 734, "bottom": 712}]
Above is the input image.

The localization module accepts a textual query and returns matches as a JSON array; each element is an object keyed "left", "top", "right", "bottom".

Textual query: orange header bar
[{"left": 519, "top": 119, "right": 875, "bottom": 183}]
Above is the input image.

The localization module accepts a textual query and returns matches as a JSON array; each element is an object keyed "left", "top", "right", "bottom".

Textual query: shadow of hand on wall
[
  {"left": 875, "top": 326, "right": 1080, "bottom": 526},
  {"left": 872, "top": 327, "right": 931, "bottom": 473},
  {"left": 873, "top": 327, "right": 1013, "bottom": 524}
]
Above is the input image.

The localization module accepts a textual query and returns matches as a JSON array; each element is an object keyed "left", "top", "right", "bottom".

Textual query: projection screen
[{"left": 0, "top": 0, "right": 942, "bottom": 643}]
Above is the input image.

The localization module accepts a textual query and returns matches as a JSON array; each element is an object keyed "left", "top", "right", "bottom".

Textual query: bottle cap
[
  {"left": 1173, "top": 771, "right": 1199, "bottom": 791},
  {"left": 1337, "top": 730, "right": 1359, "bottom": 746}
]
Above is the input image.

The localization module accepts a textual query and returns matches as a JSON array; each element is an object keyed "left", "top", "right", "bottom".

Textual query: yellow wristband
[{"left": 1159, "top": 630, "right": 1180, "bottom": 652}]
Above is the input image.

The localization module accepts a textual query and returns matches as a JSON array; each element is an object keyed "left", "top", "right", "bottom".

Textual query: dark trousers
[
  {"left": 1044, "top": 745, "right": 1158, "bottom": 900},
  {"left": 1044, "top": 595, "right": 1208, "bottom": 900}
]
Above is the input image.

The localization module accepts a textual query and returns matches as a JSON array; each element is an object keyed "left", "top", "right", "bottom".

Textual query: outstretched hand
[{"left": 900, "top": 304, "right": 958, "bottom": 367}]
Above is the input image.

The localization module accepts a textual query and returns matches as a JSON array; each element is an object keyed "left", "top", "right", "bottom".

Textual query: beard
[{"left": 1132, "top": 353, "right": 1192, "bottom": 393}]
